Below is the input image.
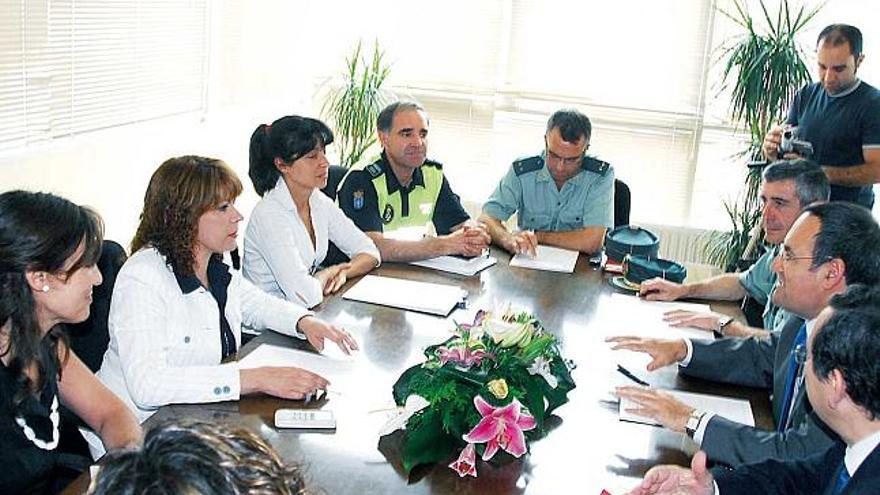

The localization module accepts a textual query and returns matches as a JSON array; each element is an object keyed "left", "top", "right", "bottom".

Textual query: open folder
[
  {"left": 409, "top": 254, "right": 497, "bottom": 277},
  {"left": 342, "top": 275, "right": 467, "bottom": 316}
]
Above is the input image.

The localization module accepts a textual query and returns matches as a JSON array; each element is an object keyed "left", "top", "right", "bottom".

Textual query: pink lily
[
  {"left": 462, "top": 396, "right": 537, "bottom": 461},
  {"left": 448, "top": 443, "right": 477, "bottom": 477},
  {"left": 437, "top": 346, "right": 490, "bottom": 368}
]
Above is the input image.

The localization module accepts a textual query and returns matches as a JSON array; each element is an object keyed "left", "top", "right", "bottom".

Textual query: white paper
[
  {"left": 620, "top": 389, "right": 755, "bottom": 427},
  {"left": 409, "top": 254, "right": 497, "bottom": 277},
  {"left": 509, "top": 245, "right": 579, "bottom": 273},
  {"left": 601, "top": 293, "right": 717, "bottom": 341},
  {"left": 238, "top": 344, "right": 359, "bottom": 394},
  {"left": 341, "top": 275, "right": 466, "bottom": 316}
]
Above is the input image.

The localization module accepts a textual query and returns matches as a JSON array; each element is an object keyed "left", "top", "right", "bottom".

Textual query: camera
[{"left": 778, "top": 127, "right": 814, "bottom": 159}]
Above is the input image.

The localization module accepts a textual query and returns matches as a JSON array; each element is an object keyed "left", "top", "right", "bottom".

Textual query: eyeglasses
[
  {"left": 544, "top": 149, "right": 584, "bottom": 166},
  {"left": 779, "top": 251, "right": 833, "bottom": 264}
]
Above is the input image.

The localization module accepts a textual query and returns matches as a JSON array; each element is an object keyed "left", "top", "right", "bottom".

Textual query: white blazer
[{"left": 243, "top": 177, "right": 379, "bottom": 308}]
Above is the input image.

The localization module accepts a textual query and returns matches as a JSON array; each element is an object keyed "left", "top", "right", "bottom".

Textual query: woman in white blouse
[
  {"left": 244, "top": 115, "right": 380, "bottom": 308},
  {"left": 95, "top": 156, "right": 358, "bottom": 426}
]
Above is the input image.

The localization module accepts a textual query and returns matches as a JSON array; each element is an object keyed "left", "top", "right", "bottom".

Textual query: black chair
[
  {"left": 614, "top": 179, "right": 631, "bottom": 227},
  {"left": 67, "top": 240, "right": 127, "bottom": 372},
  {"left": 321, "top": 165, "right": 349, "bottom": 201},
  {"left": 59, "top": 240, "right": 127, "bottom": 471}
]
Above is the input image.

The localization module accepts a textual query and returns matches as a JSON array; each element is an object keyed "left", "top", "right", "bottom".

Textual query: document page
[
  {"left": 509, "top": 245, "right": 579, "bottom": 273},
  {"left": 409, "top": 254, "right": 497, "bottom": 277},
  {"left": 620, "top": 389, "right": 755, "bottom": 427},
  {"left": 342, "top": 275, "right": 467, "bottom": 316}
]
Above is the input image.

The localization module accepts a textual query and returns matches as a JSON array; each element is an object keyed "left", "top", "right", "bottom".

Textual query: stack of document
[
  {"left": 510, "top": 245, "right": 579, "bottom": 273},
  {"left": 409, "top": 254, "right": 497, "bottom": 277},
  {"left": 342, "top": 275, "right": 467, "bottom": 316}
]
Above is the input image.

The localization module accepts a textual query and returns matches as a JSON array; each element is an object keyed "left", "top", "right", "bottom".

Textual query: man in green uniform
[
  {"left": 338, "top": 101, "right": 489, "bottom": 262},
  {"left": 479, "top": 109, "right": 614, "bottom": 256}
]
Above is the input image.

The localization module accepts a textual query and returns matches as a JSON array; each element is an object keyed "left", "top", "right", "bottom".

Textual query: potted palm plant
[
  {"left": 322, "top": 40, "right": 393, "bottom": 168},
  {"left": 704, "top": 0, "right": 823, "bottom": 271}
]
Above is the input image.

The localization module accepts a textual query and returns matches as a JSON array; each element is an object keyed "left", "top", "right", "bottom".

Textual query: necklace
[{"left": 14, "top": 394, "right": 60, "bottom": 450}]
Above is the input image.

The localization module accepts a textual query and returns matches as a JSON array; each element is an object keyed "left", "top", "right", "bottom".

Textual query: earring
[{"left": 41, "top": 285, "right": 50, "bottom": 293}]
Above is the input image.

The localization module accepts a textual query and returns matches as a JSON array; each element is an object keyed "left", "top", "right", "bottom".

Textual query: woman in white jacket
[
  {"left": 96, "top": 156, "right": 357, "bottom": 426},
  {"left": 244, "top": 116, "right": 380, "bottom": 308}
]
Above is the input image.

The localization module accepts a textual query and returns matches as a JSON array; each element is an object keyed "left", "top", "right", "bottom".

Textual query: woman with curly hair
[
  {"left": 0, "top": 191, "right": 141, "bottom": 494},
  {"left": 244, "top": 115, "right": 380, "bottom": 308},
  {"left": 92, "top": 419, "right": 307, "bottom": 495},
  {"left": 91, "top": 156, "right": 357, "bottom": 430}
]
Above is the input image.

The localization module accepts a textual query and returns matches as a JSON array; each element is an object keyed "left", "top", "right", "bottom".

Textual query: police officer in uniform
[
  {"left": 480, "top": 109, "right": 614, "bottom": 256},
  {"left": 338, "top": 101, "right": 490, "bottom": 262}
]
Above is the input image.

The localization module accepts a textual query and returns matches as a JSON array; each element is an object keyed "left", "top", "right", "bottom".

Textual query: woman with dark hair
[
  {"left": 244, "top": 115, "right": 380, "bottom": 308},
  {"left": 92, "top": 156, "right": 357, "bottom": 429},
  {"left": 0, "top": 190, "right": 141, "bottom": 494},
  {"left": 92, "top": 419, "right": 307, "bottom": 495}
]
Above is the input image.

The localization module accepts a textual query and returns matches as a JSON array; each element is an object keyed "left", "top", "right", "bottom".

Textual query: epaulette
[
  {"left": 364, "top": 161, "right": 384, "bottom": 179},
  {"left": 512, "top": 155, "right": 543, "bottom": 176},
  {"left": 423, "top": 158, "right": 443, "bottom": 170},
  {"left": 581, "top": 156, "right": 611, "bottom": 176}
]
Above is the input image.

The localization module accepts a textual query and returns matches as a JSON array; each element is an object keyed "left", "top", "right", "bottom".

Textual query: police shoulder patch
[
  {"left": 512, "top": 155, "right": 543, "bottom": 176},
  {"left": 423, "top": 158, "right": 443, "bottom": 170},
  {"left": 352, "top": 190, "right": 365, "bottom": 210},
  {"left": 365, "top": 162, "right": 384, "bottom": 179},
  {"left": 581, "top": 156, "right": 611, "bottom": 176}
]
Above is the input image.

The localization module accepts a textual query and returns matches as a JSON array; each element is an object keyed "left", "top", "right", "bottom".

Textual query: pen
[{"left": 616, "top": 364, "right": 650, "bottom": 387}]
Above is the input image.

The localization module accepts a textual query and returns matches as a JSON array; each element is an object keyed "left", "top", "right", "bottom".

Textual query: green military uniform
[{"left": 482, "top": 152, "right": 615, "bottom": 231}]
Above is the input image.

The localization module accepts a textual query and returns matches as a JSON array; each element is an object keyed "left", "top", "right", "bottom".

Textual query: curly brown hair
[
  {"left": 131, "top": 156, "right": 242, "bottom": 275},
  {"left": 93, "top": 419, "right": 309, "bottom": 494}
]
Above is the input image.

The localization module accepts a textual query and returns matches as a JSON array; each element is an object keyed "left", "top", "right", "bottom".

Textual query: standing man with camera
[{"left": 763, "top": 24, "right": 880, "bottom": 209}]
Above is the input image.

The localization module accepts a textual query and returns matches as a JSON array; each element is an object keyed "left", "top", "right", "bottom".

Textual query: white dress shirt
[
  {"left": 243, "top": 177, "right": 380, "bottom": 308},
  {"left": 845, "top": 429, "right": 880, "bottom": 478},
  {"left": 96, "top": 247, "right": 311, "bottom": 424}
]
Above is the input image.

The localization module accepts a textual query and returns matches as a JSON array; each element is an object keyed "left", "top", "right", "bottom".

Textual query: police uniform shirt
[
  {"left": 338, "top": 153, "right": 470, "bottom": 235},
  {"left": 482, "top": 153, "right": 615, "bottom": 231},
  {"left": 787, "top": 80, "right": 880, "bottom": 208}
]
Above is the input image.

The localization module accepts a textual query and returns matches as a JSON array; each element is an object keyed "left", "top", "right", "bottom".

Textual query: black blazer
[{"left": 716, "top": 442, "right": 880, "bottom": 494}]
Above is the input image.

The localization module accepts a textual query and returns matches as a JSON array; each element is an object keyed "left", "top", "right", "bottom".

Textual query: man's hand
[
  {"left": 506, "top": 230, "right": 537, "bottom": 257},
  {"left": 626, "top": 451, "right": 715, "bottom": 495},
  {"left": 662, "top": 310, "right": 721, "bottom": 333},
  {"left": 606, "top": 336, "right": 688, "bottom": 371},
  {"left": 315, "top": 263, "right": 351, "bottom": 295},
  {"left": 616, "top": 386, "right": 694, "bottom": 433},
  {"left": 640, "top": 278, "right": 688, "bottom": 301},
  {"left": 296, "top": 316, "right": 359, "bottom": 355},
  {"left": 762, "top": 124, "right": 802, "bottom": 161},
  {"left": 442, "top": 223, "right": 491, "bottom": 257}
]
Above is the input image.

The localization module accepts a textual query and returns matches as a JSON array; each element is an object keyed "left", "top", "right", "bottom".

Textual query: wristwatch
[
  {"left": 715, "top": 315, "right": 734, "bottom": 337},
  {"left": 685, "top": 409, "right": 706, "bottom": 438}
]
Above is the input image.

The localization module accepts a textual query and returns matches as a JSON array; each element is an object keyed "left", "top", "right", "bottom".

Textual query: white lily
[{"left": 527, "top": 355, "right": 558, "bottom": 389}]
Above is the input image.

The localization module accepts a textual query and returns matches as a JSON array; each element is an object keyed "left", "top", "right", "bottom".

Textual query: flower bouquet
[{"left": 380, "top": 307, "right": 576, "bottom": 477}]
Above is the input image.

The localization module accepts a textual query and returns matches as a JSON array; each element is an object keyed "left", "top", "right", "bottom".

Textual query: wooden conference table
[{"left": 65, "top": 249, "right": 772, "bottom": 495}]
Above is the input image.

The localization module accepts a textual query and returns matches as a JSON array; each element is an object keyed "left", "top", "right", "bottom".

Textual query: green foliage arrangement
[
  {"left": 380, "top": 308, "right": 576, "bottom": 477},
  {"left": 705, "top": 0, "right": 822, "bottom": 270},
  {"left": 322, "top": 40, "right": 392, "bottom": 168}
]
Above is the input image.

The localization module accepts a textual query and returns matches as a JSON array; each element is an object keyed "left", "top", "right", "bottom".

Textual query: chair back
[
  {"left": 614, "top": 179, "right": 631, "bottom": 227},
  {"left": 321, "top": 165, "right": 349, "bottom": 201},
  {"left": 67, "top": 240, "right": 127, "bottom": 372}
]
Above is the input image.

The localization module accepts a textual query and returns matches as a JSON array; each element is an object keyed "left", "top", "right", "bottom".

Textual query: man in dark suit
[
  {"left": 609, "top": 202, "right": 880, "bottom": 466},
  {"left": 626, "top": 284, "right": 880, "bottom": 495}
]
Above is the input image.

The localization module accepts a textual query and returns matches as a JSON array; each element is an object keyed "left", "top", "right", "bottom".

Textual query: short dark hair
[
  {"left": 803, "top": 202, "right": 880, "bottom": 285},
  {"left": 92, "top": 419, "right": 307, "bottom": 494},
  {"left": 376, "top": 101, "right": 426, "bottom": 133},
  {"left": 249, "top": 115, "right": 334, "bottom": 196},
  {"left": 812, "top": 284, "right": 880, "bottom": 419},
  {"left": 546, "top": 109, "right": 591, "bottom": 143},
  {"left": 762, "top": 159, "right": 830, "bottom": 207},
  {"left": 817, "top": 24, "right": 863, "bottom": 60}
]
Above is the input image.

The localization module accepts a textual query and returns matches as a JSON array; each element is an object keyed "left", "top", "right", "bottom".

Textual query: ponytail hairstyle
[
  {"left": 248, "top": 116, "right": 334, "bottom": 197},
  {"left": 0, "top": 190, "right": 103, "bottom": 409},
  {"left": 131, "top": 156, "right": 242, "bottom": 276}
]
